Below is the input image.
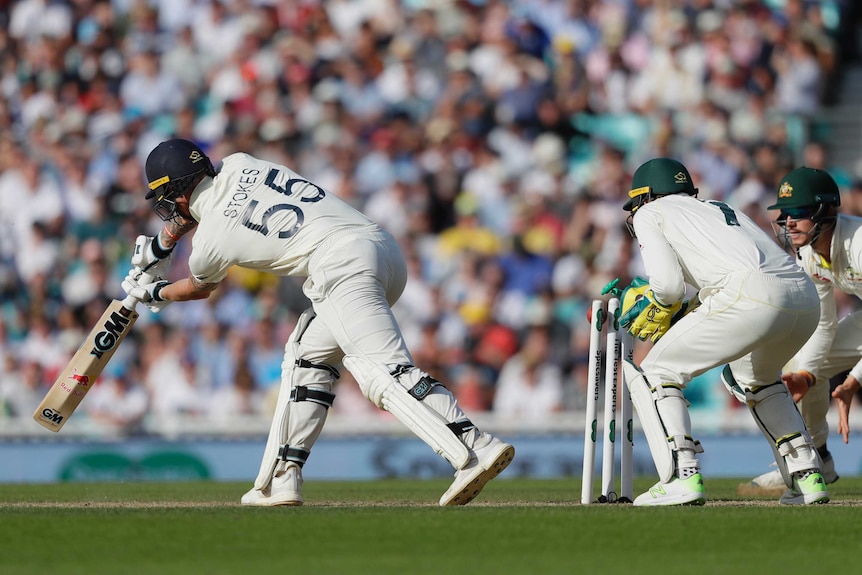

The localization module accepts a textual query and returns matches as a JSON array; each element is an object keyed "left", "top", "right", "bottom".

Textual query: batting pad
[
  {"left": 344, "top": 355, "right": 471, "bottom": 469},
  {"left": 622, "top": 360, "right": 701, "bottom": 483},
  {"left": 254, "top": 342, "right": 337, "bottom": 490}
]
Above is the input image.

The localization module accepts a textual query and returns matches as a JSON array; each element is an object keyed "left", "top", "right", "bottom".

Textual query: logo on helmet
[
  {"left": 778, "top": 182, "right": 793, "bottom": 198},
  {"left": 674, "top": 172, "right": 688, "bottom": 184},
  {"left": 189, "top": 151, "right": 204, "bottom": 163}
]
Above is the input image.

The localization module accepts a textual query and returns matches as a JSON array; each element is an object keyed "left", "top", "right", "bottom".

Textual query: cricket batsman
[
  {"left": 618, "top": 158, "right": 829, "bottom": 505},
  {"left": 121, "top": 138, "right": 514, "bottom": 506}
]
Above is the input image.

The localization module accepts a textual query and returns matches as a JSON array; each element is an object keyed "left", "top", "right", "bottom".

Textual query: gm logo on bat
[
  {"left": 40, "top": 408, "right": 64, "bottom": 425},
  {"left": 90, "top": 309, "right": 133, "bottom": 359}
]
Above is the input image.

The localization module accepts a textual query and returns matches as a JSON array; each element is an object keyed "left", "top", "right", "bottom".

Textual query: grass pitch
[{"left": 1, "top": 477, "right": 859, "bottom": 575}]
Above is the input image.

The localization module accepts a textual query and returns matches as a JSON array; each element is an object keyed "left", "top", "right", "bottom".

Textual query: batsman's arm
[
  {"left": 159, "top": 215, "right": 197, "bottom": 249},
  {"left": 157, "top": 274, "right": 220, "bottom": 302}
]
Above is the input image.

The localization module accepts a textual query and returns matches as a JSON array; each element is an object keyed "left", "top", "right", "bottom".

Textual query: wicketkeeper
[
  {"left": 749, "top": 167, "right": 860, "bottom": 490},
  {"left": 122, "top": 138, "right": 514, "bottom": 506},
  {"left": 617, "top": 157, "right": 829, "bottom": 506}
]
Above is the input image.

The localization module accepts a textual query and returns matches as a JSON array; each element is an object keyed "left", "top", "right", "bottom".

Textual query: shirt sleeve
[
  {"left": 795, "top": 279, "right": 837, "bottom": 379},
  {"left": 188, "top": 234, "right": 233, "bottom": 285},
  {"left": 632, "top": 207, "right": 686, "bottom": 305}
]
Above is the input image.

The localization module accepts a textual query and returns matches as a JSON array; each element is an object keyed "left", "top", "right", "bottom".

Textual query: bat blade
[{"left": 33, "top": 299, "right": 140, "bottom": 432}]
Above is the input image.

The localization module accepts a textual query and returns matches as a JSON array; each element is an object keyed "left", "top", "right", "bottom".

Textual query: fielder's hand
[
  {"left": 831, "top": 374, "right": 859, "bottom": 444},
  {"left": 132, "top": 234, "right": 174, "bottom": 277},
  {"left": 782, "top": 370, "right": 815, "bottom": 403},
  {"left": 122, "top": 268, "right": 171, "bottom": 313}
]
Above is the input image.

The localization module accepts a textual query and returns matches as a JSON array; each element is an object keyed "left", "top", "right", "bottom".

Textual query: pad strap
[
  {"left": 446, "top": 419, "right": 476, "bottom": 436},
  {"left": 408, "top": 376, "right": 440, "bottom": 400},
  {"left": 290, "top": 386, "right": 336, "bottom": 408},
  {"left": 296, "top": 358, "right": 340, "bottom": 379},
  {"left": 278, "top": 445, "right": 310, "bottom": 467},
  {"left": 775, "top": 432, "right": 805, "bottom": 456},
  {"left": 392, "top": 364, "right": 441, "bottom": 401},
  {"left": 668, "top": 435, "right": 704, "bottom": 453}
]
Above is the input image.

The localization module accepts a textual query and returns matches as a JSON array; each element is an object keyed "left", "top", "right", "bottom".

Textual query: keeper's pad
[
  {"left": 343, "top": 355, "right": 472, "bottom": 469},
  {"left": 721, "top": 366, "right": 819, "bottom": 488},
  {"left": 253, "top": 312, "right": 338, "bottom": 491},
  {"left": 622, "top": 360, "right": 702, "bottom": 482}
]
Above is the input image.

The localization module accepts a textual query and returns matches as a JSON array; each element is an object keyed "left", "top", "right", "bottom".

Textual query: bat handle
[
  {"left": 122, "top": 295, "right": 141, "bottom": 309},
  {"left": 122, "top": 269, "right": 157, "bottom": 310}
]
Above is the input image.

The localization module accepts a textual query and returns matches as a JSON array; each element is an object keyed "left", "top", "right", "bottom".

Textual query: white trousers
[
  {"left": 296, "top": 226, "right": 411, "bottom": 367},
  {"left": 642, "top": 271, "right": 820, "bottom": 396}
]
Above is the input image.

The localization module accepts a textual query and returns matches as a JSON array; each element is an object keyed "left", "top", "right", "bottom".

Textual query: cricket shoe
[
  {"left": 751, "top": 453, "right": 839, "bottom": 490},
  {"left": 633, "top": 473, "right": 706, "bottom": 507},
  {"left": 241, "top": 461, "right": 303, "bottom": 507},
  {"left": 779, "top": 470, "right": 830, "bottom": 505},
  {"left": 439, "top": 436, "right": 515, "bottom": 506}
]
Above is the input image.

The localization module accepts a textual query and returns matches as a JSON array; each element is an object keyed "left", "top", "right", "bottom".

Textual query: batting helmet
[{"left": 145, "top": 139, "right": 216, "bottom": 220}]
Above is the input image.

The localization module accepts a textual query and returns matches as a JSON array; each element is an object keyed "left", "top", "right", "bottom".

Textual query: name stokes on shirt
[{"left": 223, "top": 167, "right": 260, "bottom": 218}]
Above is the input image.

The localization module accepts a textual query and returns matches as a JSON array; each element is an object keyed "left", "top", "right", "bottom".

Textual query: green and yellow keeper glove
[{"left": 617, "top": 277, "right": 699, "bottom": 342}]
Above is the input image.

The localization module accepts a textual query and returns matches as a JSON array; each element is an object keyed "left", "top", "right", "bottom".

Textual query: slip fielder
[{"left": 750, "top": 167, "right": 861, "bottom": 490}]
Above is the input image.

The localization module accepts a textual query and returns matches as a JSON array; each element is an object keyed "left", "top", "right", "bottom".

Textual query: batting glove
[
  {"left": 122, "top": 268, "right": 171, "bottom": 313},
  {"left": 132, "top": 234, "right": 174, "bottom": 277}
]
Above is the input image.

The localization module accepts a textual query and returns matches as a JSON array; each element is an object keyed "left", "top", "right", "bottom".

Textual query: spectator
[
  {"left": 85, "top": 366, "right": 149, "bottom": 435},
  {"left": 0, "top": 0, "right": 854, "bottom": 434},
  {"left": 0, "top": 357, "right": 46, "bottom": 419},
  {"left": 492, "top": 325, "right": 565, "bottom": 418},
  {"left": 207, "top": 358, "right": 265, "bottom": 420},
  {"left": 119, "top": 49, "right": 185, "bottom": 119}
]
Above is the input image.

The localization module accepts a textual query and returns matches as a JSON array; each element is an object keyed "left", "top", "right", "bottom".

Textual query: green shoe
[
  {"left": 779, "top": 471, "right": 830, "bottom": 505},
  {"left": 634, "top": 473, "right": 706, "bottom": 507}
]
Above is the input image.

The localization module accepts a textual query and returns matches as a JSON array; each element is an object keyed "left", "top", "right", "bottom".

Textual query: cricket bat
[{"left": 33, "top": 272, "right": 152, "bottom": 432}]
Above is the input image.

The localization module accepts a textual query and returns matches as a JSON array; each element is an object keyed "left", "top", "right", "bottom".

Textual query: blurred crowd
[{"left": 1, "top": 0, "right": 861, "bottom": 435}]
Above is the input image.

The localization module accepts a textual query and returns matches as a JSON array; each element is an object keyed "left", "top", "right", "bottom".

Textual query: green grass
[{"left": 1, "top": 477, "right": 859, "bottom": 575}]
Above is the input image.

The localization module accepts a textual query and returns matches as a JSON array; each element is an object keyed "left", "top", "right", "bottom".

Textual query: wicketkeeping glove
[
  {"left": 132, "top": 234, "right": 174, "bottom": 278},
  {"left": 619, "top": 277, "right": 684, "bottom": 343},
  {"left": 122, "top": 267, "right": 171, "bottom": 313}
]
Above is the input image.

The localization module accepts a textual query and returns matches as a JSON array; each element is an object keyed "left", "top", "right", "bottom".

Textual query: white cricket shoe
[
  {"left": 633, "top": 473, "right": 706, "bottom": 507},
  {"left": 241, "top": 461, "right": 304, "bottom": 507},
  {"left": 779, "top": 470, "right": 830, "bottom": 505},
  {"left": 439, "top": 436, "right": 515, "bottom": 506},
  {"left": 751, "top": 454, "right": 839, "bottom": 489},
  {"left": 750, "top": 464, "right": 785, "bottom": 490}
]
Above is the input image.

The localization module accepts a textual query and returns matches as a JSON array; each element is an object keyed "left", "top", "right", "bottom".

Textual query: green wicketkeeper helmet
[{"left": 623, "top": 158, "right": 699, "bottom": 213}]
